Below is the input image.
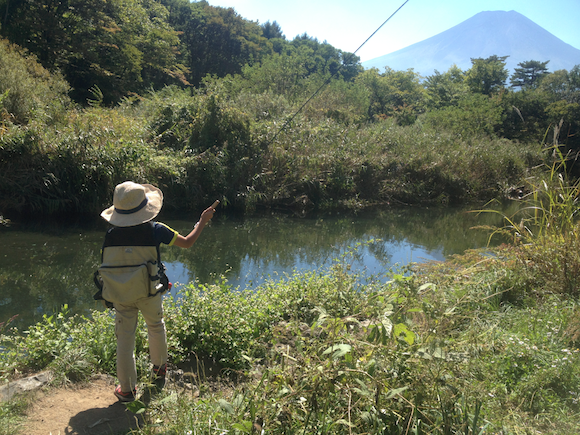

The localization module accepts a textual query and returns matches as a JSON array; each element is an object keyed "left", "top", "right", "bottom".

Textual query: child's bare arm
[{"left": 173, "top": 202, "right": 218, "bottom": 248}]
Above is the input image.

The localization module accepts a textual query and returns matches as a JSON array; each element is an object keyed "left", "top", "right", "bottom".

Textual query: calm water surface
[{"left": 0, "top": 206, "right": 507, "bottom": 329}]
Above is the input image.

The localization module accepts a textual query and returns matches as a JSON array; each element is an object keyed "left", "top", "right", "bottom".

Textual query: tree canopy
[
  {"left": 0, "top": 0, "right": 184, "bottom": 102},
  {"left": 465, "top": 55, "right": 509, "bottom": 95},
  {"left": 261, "top": 21, "right": 285, "bottom": 40},
  {"left": 510, "top": 60, "right": 550, "bottom": 89}
]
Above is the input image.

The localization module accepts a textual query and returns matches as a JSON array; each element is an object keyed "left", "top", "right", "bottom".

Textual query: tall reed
[{"left": 474, "top": 143, "right": 580, "bottom": 297}]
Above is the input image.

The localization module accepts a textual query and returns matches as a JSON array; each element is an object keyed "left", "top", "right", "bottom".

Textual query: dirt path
[{"left": 22, "top": 375, "right": 143, "bottom": 435}]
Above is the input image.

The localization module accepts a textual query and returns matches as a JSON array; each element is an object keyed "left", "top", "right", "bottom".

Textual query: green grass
[{"left": 0, "top": 397, "right": 28, "bottom": 435}]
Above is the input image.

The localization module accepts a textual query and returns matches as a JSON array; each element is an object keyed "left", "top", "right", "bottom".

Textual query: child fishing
[{"left": 96, "top": 181, "right": 217, "bottom": 402}]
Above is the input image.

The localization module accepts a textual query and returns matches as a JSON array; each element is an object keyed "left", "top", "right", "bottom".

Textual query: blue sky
[{"left": 205, "top": 0, "right": 580, "bottom": 62}]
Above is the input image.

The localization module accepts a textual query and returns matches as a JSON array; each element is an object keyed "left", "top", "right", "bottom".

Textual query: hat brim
[{"left": 101, "top": 184, "right": 163, "bottom": 227}]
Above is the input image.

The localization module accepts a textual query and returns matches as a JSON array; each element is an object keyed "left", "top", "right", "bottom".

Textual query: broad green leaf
[
  {"left": 232, "top": 420, "right": 253, "bottom": 432},
  {"left": 323, "top": 343, "right": 352, "bottom": 359},
  {"left": 336, "top": 344, "right": 352, "bottom": 358},
  {"left": 365, "top": 358, "right": 377, "bottom": 376},
  {"left": 157, "top": 394, "right": 177, "bottom": 405},
  {"left": 232, "top": 393, "right": 244, "bottom": 408},
  {"left": 394, "top": 323, "right": 415, "bottom": 345},
  {"left": 419, "top": 283, "right": 435, "bottom": 291},
  {"left": 407, "top": 308, "right": 423, "bottom": 313},
  {"left": 386, "top": 386, "right": 409, "bottom": 399},
  {"left": 125, "top": 400, "right": 146, "bottom": 414},
  {"left": 218, "top": 399, "right": 234, "bottom": 415},
  {"left": 381, "top": 317, "right": 393, "bottom": 336},
  {"left": 432, "top": 347, "right": 445, "bottom": 359}
]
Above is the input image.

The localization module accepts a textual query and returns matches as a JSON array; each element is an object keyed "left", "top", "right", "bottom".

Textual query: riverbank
[
  {"left": 0, "top": 86, "right": 543, "bottom": 221},
  {"left": 2, "top": 229, "right": 580, "bottom": 434}
]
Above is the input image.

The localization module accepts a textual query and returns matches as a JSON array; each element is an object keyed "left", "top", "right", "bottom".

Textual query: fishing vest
[{"left": 93, "top": 222, "right": 169, "bottom": 306}]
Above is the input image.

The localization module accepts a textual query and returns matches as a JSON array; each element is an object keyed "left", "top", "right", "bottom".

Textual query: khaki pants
[{"left": 114, "top": 294, "right": 167, "bottom": 392}]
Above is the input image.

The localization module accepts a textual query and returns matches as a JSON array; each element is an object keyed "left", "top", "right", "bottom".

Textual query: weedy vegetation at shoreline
[{"left": 0, "top": 88, "right": 541, "bottom": 218}]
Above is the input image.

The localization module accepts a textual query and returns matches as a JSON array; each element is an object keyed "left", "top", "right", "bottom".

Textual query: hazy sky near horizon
[{"left": 206, "top": 0, "right": 580, "bottom": 62}]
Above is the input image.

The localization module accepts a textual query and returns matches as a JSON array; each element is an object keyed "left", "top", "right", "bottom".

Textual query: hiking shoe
[
  {"left": 152, "top": 364, "right": 167, "bottom": 390},
  {"left": 153, "top": 364, "right": 167, "bottom": 379},
  {"left": 114, "top": 385, "right": 137, "bottom": 402}
]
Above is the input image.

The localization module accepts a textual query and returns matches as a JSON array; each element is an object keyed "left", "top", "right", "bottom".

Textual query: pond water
[{"left": 0, "top": 205, "right": 509, "bottom": 329}]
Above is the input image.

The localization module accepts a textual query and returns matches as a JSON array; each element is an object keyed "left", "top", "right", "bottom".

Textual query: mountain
[{"left": 362, "top": 10, "right": 580, "bottom": 76}]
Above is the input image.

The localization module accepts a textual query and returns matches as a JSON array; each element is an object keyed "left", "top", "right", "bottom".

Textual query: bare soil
[
  {"left": 17, "top": 355, "right": 221, "bottom": 435},
  {"left": 22, "top": 375, "right": 143, "bottom": 435}
]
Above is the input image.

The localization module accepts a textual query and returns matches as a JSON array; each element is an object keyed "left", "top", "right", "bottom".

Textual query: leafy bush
[
  {"left": 0, "top": 111, "right": 150, "bottom": 215},
  {"left": 421, "top": 93, "right": 505, "bottom": 137},
  {"left": 475, "top": 150, "right": 580, "bottom": 298},
  {"left": 0, "top": 396, "right": 28, "bottom": 435},
  {"left": 0, "top": 39, "right": 70, "bottom": 125}
]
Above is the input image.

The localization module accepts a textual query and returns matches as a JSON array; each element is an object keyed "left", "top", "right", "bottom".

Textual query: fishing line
[{"left": 268, "top": 0, "right": 410, "bottom": 144}]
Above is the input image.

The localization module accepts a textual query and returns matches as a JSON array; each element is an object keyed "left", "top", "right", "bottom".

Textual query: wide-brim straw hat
[{"left": 101, "top": 181, "right": 163, "bottom": 227}]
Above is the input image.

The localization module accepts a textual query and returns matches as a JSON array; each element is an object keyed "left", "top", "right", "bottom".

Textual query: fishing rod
[{"left": 268, "top": 0, "right": 411, "bottom": 144}]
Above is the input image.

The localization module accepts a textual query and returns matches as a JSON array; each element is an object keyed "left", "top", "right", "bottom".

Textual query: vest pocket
[{"left": 99, "top": 263, "right": 151, "bottom": 304}]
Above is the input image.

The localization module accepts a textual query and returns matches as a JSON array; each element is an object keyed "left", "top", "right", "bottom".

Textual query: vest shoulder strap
[
  {"left": 101, "top": 222, "right": 161, "bottom": 262},
  {"left": 103, "top": 222, "right": 156, "bottom": 248}
]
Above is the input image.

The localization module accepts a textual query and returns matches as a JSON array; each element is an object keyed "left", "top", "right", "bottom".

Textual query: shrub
[
  {"left": 0, "top": 39, "right": 70, "bottom": 125},
  {"left": 421, "top": 93, "right": 504, "bottom": 138}
]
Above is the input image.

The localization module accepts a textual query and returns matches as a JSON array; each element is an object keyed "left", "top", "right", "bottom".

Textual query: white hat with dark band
[{"left": 101, "top": 181, "right": 163, "bottom": 227}]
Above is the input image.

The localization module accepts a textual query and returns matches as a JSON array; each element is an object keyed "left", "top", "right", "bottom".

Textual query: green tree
[
  {"left": 232, "top": 47, "right": 313, "bottom": 101},
  {"left": 510, "top": 60, "right": 550, "bottom": 89},
  {"left": 229, "top": 40, "right": 362, "bottom": 106},
  {"left": 303, "top": 78, "right": 370, "bottom": 125},
  {"left": 422, "top": 93, "right": 505, "bottom": 138},
  {"left": 356, "top": 67, "right": 425, "bottom": 124},
  {"left": 544, "top": 100, "right": 580, "bottom": 145},
  {"left": 0, "top": 38, "right": 71, "bottom": 124},
  {"left": 261, "top": 20, "right": 285, "bottom": 40},
  {"left": 163, "top": 0, "right": 272, "bottom": 86},
  {"left": 465, "top": 55, "right": 509, "bottom": 95},
  {"left": 538, "top": 66, "right": 580, "bottom": 148},
  {"left": 500, "top": 88, "right": 551, "bottom": 143},
  {"left": 539, "top": 65, "right": 580, "bottom": 104},
  {"left": 290, "top": 34, "right": 361, "bottom": 82},
  {"left": 424, "top": 65, "right": 468, "bottom": 110},
  {"left": 0, "top": 0, "right": 184, "bottom": 103},
  {"left": 499, "top": 65, "right": 580, "bottom": 148}
]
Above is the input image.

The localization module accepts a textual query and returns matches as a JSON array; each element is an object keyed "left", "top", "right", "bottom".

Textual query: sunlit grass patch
[{"left": 0, "top": 396, "right": 28, "bottom": 435}]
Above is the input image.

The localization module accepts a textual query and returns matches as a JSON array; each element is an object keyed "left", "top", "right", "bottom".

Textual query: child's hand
[{"left": 199, "top": 205, "right": 215, "bottom": 224}]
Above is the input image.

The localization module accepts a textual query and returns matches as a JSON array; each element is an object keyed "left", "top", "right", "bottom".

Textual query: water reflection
[{"left": 0, "top": 205, "right": 509, "bottom": 328}]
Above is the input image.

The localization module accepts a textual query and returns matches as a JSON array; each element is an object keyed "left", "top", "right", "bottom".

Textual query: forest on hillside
[{"left": 1, "top": 0, "right": 579, "bottom": 218}]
